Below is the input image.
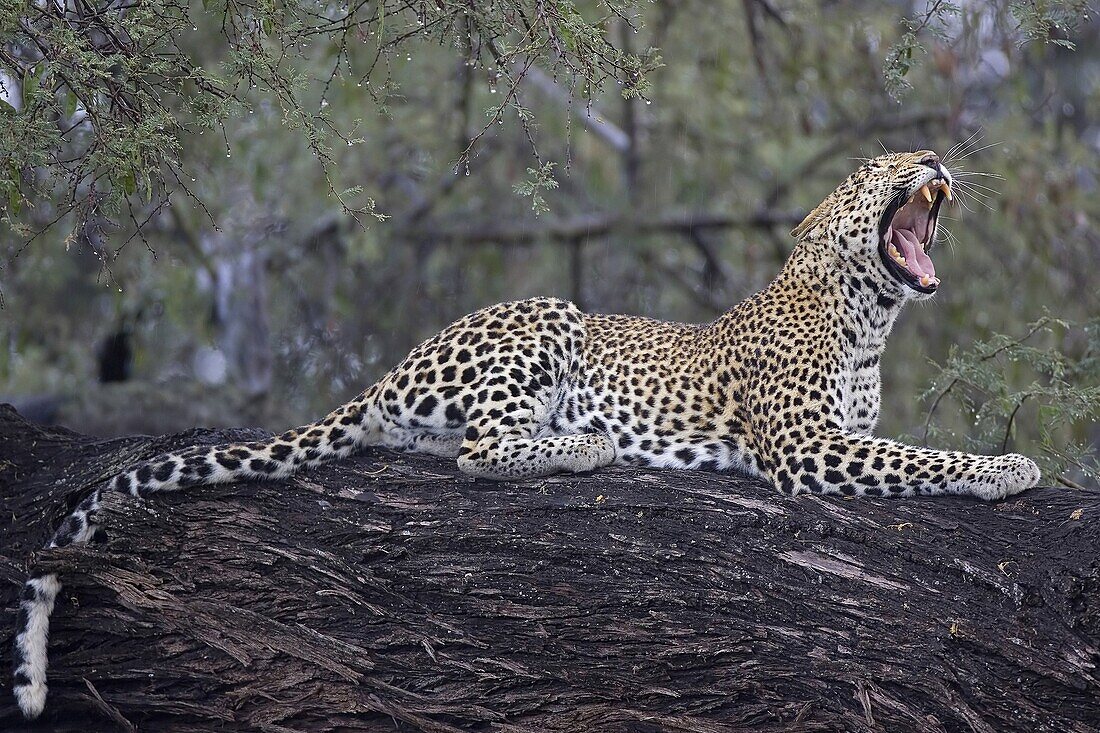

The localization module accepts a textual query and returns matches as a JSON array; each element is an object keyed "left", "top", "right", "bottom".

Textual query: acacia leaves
[
  {"left": 1, "top": 0, "right": 658, "bottom": 249},
  {"left": 919, "top": 315, "right": 1100, "bottom": 487}
]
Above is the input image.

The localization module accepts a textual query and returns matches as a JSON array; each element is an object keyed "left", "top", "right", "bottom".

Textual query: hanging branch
[{"left": 2, "top": 0, "right": 660, "bottom": 249}]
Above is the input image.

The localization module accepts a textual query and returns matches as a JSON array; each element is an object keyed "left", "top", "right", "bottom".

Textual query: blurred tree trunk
[{"left": 203, "top": 218, "right": 276, "bottom": 401}]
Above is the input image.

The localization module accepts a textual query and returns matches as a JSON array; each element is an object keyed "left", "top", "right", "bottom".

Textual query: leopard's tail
[
  {"left": 12, "top": 391, "right": 382, "bottom": 719},
  {"left": 13, "top": 488, "right": 101, "bottom": 720},
  {"left": 12, "top": 572, "right": 61, "bottom": 720},
  {"left": 111, "top": 392, "right": 381, "bottom": 498}
]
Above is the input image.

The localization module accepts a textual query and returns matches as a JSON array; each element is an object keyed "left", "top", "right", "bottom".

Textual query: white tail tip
[{"left": 14, "top": 680, "right": 48, "bottom": 720}]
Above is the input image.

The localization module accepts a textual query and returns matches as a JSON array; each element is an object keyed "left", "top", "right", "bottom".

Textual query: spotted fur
[{"left": 13, "top": 150, "right": 1040, "bottom": 719}]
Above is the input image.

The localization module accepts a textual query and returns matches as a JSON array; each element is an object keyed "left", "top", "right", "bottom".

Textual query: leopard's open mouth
[{"left": 878, "top": 180, "right": 951, "bottom": 294}]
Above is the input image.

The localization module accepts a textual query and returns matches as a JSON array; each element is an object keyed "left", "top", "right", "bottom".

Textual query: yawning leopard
[{"left": 13, "top": 149, "right": 1041, "bottom": 720}]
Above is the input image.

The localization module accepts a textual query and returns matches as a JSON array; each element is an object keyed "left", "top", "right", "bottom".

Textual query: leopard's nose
[{"left": 918, "top": 153, "right": 950, "bottom": 183}]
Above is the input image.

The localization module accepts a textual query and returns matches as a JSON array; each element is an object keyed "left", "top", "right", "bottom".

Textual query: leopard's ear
[{"left": 790, "top": 190, "right": 838, "bottom": 241}]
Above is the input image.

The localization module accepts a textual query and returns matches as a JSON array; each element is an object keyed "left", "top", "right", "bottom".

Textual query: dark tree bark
[{"left": 1, "top": 404, "right": 1098, "bottom": 732}]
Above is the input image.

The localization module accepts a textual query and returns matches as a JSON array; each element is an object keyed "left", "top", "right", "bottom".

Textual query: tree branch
[
  {"left": 522, "top": 66, "right": 631, "bottom": 153},
  {"left": 399, "top": 208, "right": 805, "bottom": 245},
  {"left": 2, "top": 406, "right": 1098, "bottom": 732},
  {"left": 766, "top": 109, "right": 951, "bottom": 208}
]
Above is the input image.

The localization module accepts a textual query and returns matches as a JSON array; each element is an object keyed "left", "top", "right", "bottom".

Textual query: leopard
[{"left": 13, "top": 149, "right": 1041, "bottom": 719}]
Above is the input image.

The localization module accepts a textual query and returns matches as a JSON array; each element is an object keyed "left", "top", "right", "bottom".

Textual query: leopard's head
[{"left": 792, "top": 150, "right": 953, "bottom": 299}]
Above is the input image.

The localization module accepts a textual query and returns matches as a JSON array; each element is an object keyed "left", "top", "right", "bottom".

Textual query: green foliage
[
  {"left": 1, "top": 0, "right": 217, "bottom": 239},
  {"left": 882, "top": 1, "right": 958, "bottom": 98},
  {"left": 917, "top": 316, "right": 1100, "bottom": 487},
  {"left": 513, "top": 161, "right": 559, "bottom": 216},
  {"left": 882, "top": 0, "right": 1090, "bottom": 97},
  {"left": 1, "top": 0, "right": 659, "bottom": 244},
  {"left": 1012, "top": 0, "right": 1092, "bottom": 47}
]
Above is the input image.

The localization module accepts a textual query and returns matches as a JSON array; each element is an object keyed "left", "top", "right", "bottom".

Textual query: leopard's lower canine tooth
[
  {"left": 920, "top": 185, "right": 933, "bottom": 203},
  {"left": 920, "top": 275, "right": 931, "bottom": 286}
]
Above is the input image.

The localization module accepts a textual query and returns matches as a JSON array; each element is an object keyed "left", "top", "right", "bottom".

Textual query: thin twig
[
  {"left": 921, "top": 319, "right": 1052, "bottom": 445},
  {"left": 1056, "top": 474, "right": 1087, "bottom": 490},
  {"left": 1000, "top": 396, "right": 1028, "bottom": 455}
]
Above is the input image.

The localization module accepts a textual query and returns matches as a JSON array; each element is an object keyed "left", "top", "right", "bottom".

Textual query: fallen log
[{"left": 1, "top": 404, "right": 1098, "bottom": 732}]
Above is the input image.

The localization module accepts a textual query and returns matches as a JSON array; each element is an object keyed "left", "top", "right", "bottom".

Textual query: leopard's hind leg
[
  {"left": 456, "top": 395, "right": 615, "bottom": 480},
  {"left": 380, "top": 427, "right": 463, "bottom": 457},
  {"left": 377, "top": 377, "right": 613, "bottom": 479}
]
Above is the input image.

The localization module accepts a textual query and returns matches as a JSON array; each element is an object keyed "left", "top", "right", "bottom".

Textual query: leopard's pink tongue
[{"left": 890, "top": 227, "right": 936, "bottom": 278}]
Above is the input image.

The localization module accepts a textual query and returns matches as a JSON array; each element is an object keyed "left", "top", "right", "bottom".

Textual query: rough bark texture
[{"left": 1, "top": 403, "right": 1098, "bottom": 732}]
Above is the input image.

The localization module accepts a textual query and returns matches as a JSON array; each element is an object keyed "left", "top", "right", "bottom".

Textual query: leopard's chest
[
  {"left": 840, "top": 352, "right": 882, "bottom": 434},
  {"left": 833, "top": 295, "right": 897, "bottom": 434}
]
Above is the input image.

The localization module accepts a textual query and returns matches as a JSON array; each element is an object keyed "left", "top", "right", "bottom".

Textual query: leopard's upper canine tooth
[
  {"left": 941, "top": 182, "right": 953, "bottom": 201},
  {"left": 920, "top": 185, "right": 933, "bottom": 203}
]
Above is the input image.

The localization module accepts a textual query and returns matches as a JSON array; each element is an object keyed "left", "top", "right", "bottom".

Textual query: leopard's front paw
[{"left": 973, "top": 453, "right": 1041, "bottom": 501}]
